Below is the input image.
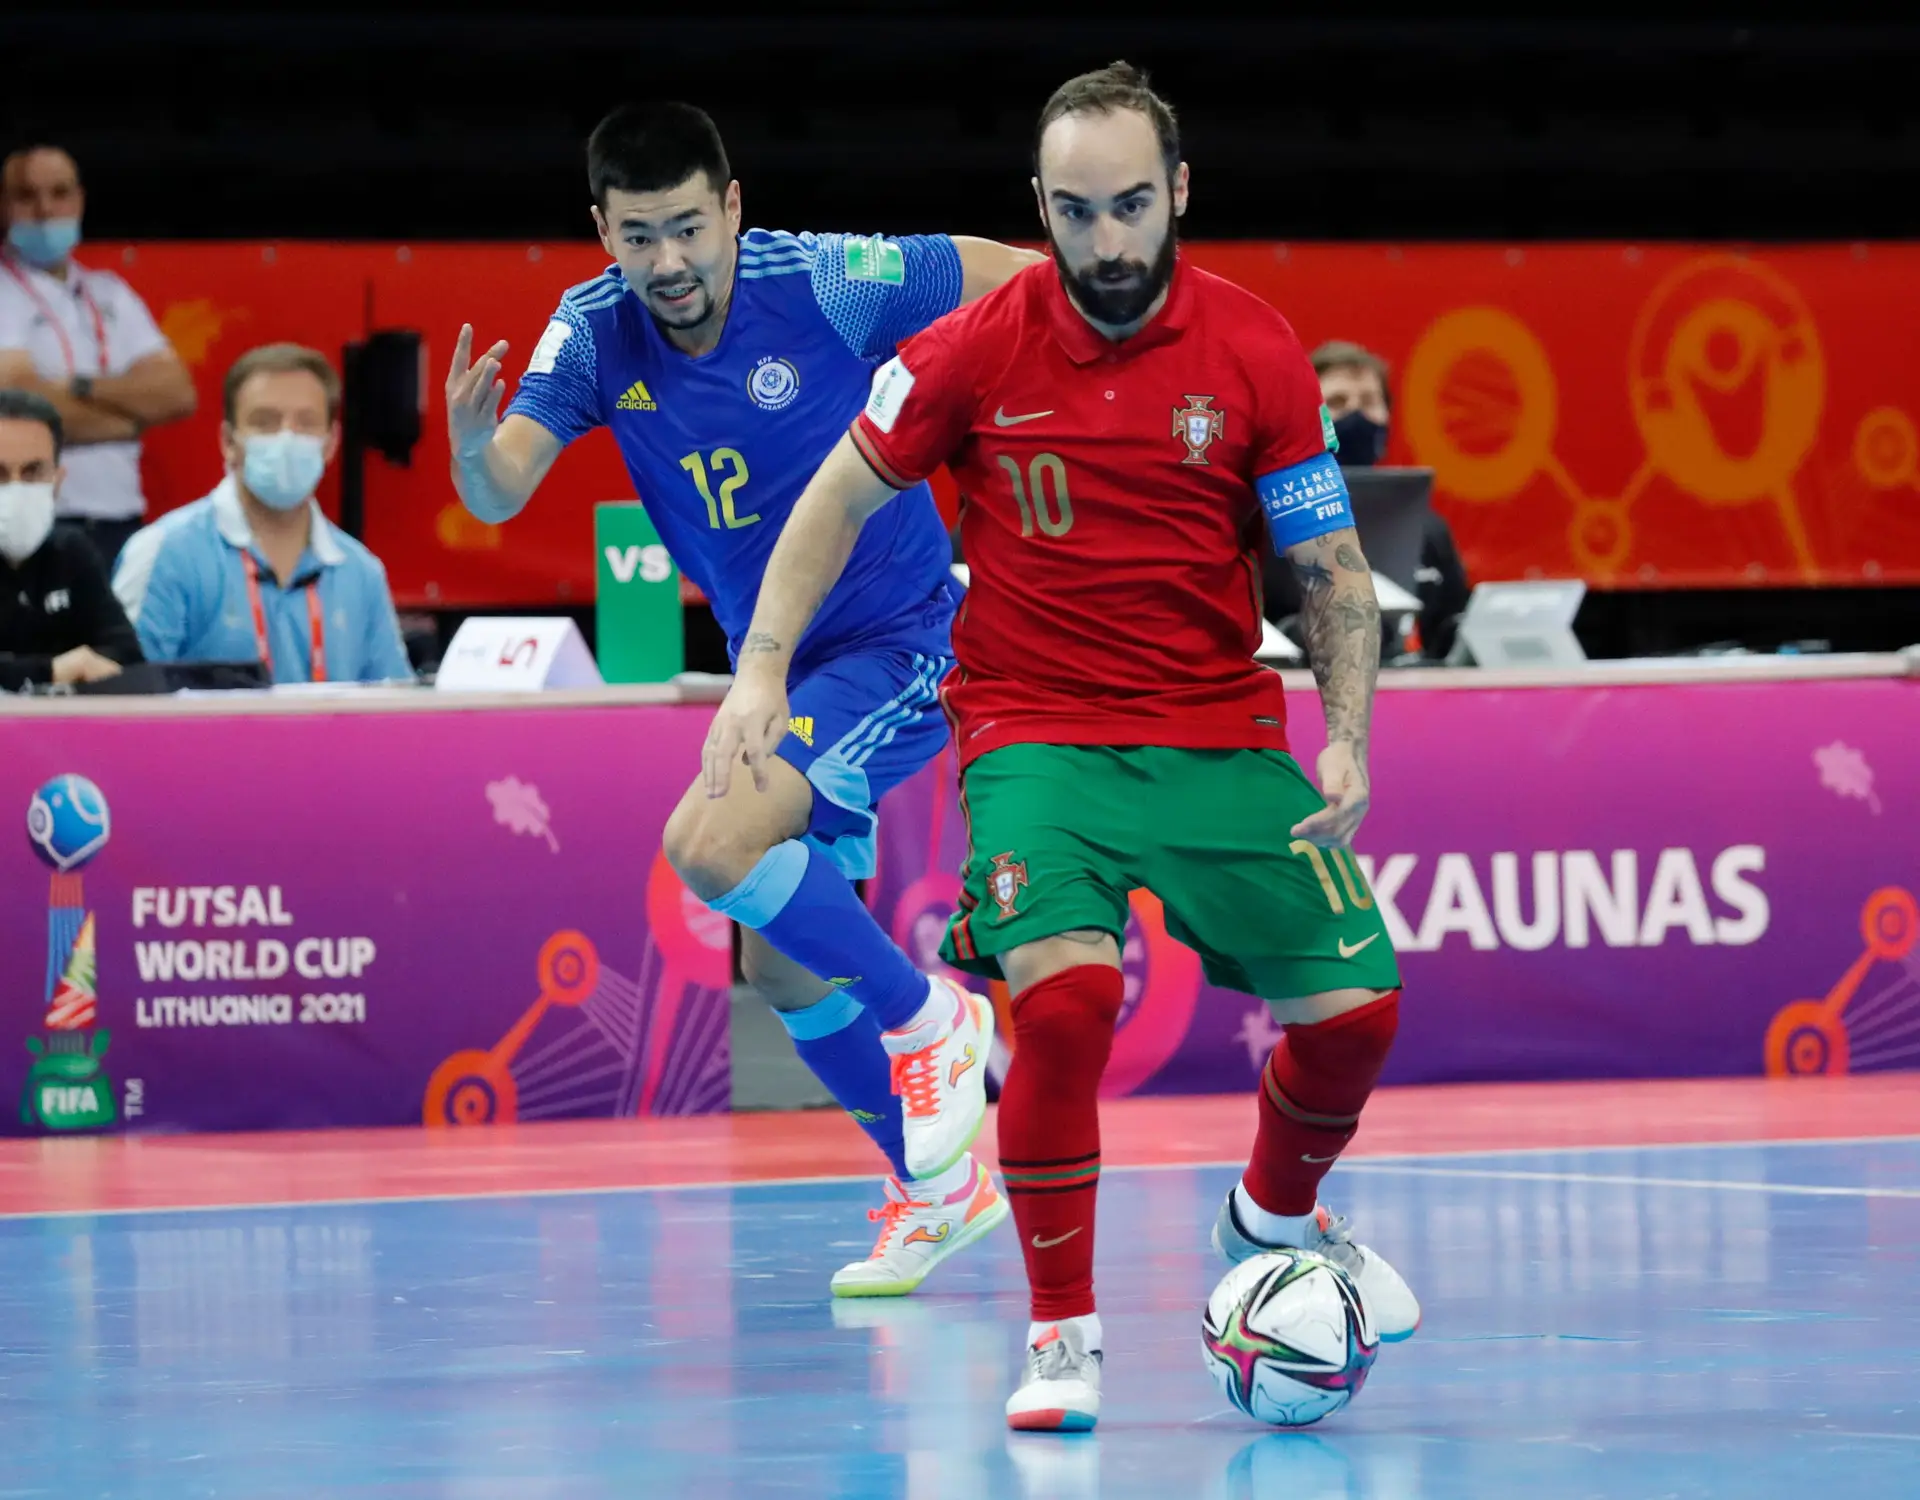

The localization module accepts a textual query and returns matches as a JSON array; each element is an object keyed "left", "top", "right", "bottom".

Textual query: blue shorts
[{"left": 777, "top": 644, "right": 953, "bottom": 881}]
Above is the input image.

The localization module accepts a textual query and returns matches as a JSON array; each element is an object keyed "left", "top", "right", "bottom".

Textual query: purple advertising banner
[
  {"left": 868, "top": 675, "right": 1920, "bottom": 1099},
  {"left": 1, "top": 701, "right": 733, "bottom": 1136}
]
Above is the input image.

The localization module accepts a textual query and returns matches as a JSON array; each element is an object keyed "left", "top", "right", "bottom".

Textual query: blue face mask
[
  {"left": 7, "top": 217, "right": 81, "bottom": 269},
  {"left": 242, "top": 432, "right": 328, "bottom": 510}
]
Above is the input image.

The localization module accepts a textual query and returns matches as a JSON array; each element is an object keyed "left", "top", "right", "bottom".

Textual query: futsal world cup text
[{"left": 126, "top": 885, "right": 376, "bottom": 1030}]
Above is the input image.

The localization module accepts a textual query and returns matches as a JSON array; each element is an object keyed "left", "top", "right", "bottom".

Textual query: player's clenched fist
[
  {"left": 446, "top": 323, "right": 510, "bottom": 460},
  {"left": 702, "top": 669, "right": 791, "bottom": 799}
]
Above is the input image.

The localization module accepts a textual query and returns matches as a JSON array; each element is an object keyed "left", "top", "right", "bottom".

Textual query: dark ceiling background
[{"left": 5, "top": 15, "right": 1918, "bottom": 243}]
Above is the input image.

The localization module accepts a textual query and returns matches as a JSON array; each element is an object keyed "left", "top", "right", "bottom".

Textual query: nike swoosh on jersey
[
  {"left": 993, "top": 407, "right": 1053, "bottom": 426},
  {"left": 1030, "top": 1228, "right": 1084, "bottom": 1249},
  {"left": 1301, "top": 1152, "right": 1343, "bottom": 1163},
  {"left": 1338, "top": 934, "right": 1381, "bottom": 959}
]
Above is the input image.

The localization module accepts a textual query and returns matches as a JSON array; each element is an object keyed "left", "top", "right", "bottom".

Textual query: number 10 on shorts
[{"left": 1290, "top": 839, "right": 1374, "bottom": 915}]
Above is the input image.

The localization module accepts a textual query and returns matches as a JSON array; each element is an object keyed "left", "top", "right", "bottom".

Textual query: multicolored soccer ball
[
  {"left": 1202, "top": 1247, "right": 1378, "bottom": 1427},
  {"left": 26, "top": 774, "right": 111, "bottom": 872}
]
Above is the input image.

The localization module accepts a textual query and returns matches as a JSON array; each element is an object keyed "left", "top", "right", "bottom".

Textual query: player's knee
[
  {"left": 1009, "top": 955, "right": 1126, "bottom": 1050},
  {"left": 662, "top": 799, "right": 773, "bottom": 900}
]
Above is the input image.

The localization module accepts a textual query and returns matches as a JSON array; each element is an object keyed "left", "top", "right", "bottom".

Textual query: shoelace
[
  {"left": 1310, "top": 1212, "right": 1364, "bottom": 1275},
  {"left": 866, "top": 1190, "right": 932, "bottom": 1256},
  {"left": 1027, "top": 1335, "right": 1099, "bottom": 1384},
  {"left": 890, "top": 1047, "right": 940, "bottom": 1118}
]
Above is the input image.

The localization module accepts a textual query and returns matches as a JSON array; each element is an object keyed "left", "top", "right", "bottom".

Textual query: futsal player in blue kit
[{"left": 447, "top": 103, "right": 1043, "bottom": 1295}]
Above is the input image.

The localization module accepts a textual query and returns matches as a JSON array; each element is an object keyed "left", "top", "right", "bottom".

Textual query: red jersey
[{"left": 851, "top": 258, "right": 1334, "bottom": 768}]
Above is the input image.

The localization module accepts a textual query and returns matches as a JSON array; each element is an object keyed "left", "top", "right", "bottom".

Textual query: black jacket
[{"left": 0, "top": 526, "right": 145, "bottom": 690}]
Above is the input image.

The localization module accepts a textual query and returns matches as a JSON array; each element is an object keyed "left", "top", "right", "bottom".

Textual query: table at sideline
[{"left": 3, "top": 652, "right": 1916, "bottom": 1136}]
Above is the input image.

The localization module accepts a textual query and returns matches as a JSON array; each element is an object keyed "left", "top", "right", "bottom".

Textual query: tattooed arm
[
  {"left": 1284, "top": 526, "right": 1382, "bottom": 846},
  {"left": 700, "top": 432, "right": 902, "bottom": 798}
]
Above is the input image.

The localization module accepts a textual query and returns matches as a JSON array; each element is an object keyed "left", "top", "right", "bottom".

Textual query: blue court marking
[{"left": 2, "top": 1139, "right": 1916, "bottom": 1498}]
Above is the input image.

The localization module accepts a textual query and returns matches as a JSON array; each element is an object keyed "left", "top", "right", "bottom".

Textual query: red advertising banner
[{"left": 90, "top": 240, "right": 1920, "bottom": 609}]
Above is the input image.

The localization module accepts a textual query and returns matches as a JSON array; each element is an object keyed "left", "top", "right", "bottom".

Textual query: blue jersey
[{"left": 509, "top": 230, "right": 963, "bottom": 676}]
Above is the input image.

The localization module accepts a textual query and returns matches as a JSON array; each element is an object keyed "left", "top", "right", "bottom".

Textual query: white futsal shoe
[
  {"left": 881, "top": 976, "right": 995, "bottom": 1179},
  {"left": 1213, "top": 1192, "right": 1423, "bottom": 1341},
  {"left": 1005, "top": 1314, "right": 1104, "bottom": 1433},
  {"left": 830, "top": 1155, "right": 1009, "bottom": 1297}
]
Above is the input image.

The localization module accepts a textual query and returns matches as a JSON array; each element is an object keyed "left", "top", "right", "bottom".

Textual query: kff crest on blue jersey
[
  {"left": 507, "top": 230, "right": 963, "bottom": 676},
  {"left": 748, "top": 356, "right": 801, "bottom": 411}
]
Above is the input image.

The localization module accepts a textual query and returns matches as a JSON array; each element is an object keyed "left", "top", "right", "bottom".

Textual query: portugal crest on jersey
[
  {"left": 1173, "top": 394, "right": 1225, "bottom": 465},
  {"left": 988, "top": 852, "right": 1030, "bottom": 920}
]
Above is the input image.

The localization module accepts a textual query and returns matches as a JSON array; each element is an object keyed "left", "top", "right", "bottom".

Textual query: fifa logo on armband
[{"left": 1173, "top": 395, "right": 1225, "bottom": 465}]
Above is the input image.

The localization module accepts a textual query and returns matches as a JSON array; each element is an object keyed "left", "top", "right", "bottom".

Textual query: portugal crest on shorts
[
  {"left": 1173, "top": 394, "right": 1224, "bottom": 465},
  {"left": 988, "top": 852, "right": 1030, "bottom": 921}
]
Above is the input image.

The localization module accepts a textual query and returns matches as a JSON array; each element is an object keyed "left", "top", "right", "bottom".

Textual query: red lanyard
[
  {"left": 0, "top": 255, "right": 108, "bottom": 377},
  {"left": 242, "top": 551, "right": 327, "bottom": 683}
]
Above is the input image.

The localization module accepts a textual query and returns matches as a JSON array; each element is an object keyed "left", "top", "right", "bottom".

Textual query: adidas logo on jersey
[
  {"left": 615, "top": 379, "right": 657, "bottom": 412},
  {"left": 787, "top": 715, "right": 815, "bottom": 745}
]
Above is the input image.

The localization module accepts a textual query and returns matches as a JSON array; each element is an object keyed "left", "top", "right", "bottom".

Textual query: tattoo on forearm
[
  {"left": 741, "top": 632, "right": 783, "bottom": 657},
  {"left": 1288, "top": 533, "right": 1380, "bottom": 758}
]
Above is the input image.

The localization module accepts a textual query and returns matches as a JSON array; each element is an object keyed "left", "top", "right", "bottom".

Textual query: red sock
[
  {"left": 996, "top": 964, "right": 1125, "bottom": 1323},
  {"left": 1242, "top": 991, "right": 1400, "bottom": 1216}
]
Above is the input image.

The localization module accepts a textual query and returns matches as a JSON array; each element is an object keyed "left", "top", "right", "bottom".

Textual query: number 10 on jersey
[
  {"left": 681, "top": 448, "right": 759, "bottom": 530},
  {"left": 997, "top": 452, "right": 1075, "bottom": 538}
]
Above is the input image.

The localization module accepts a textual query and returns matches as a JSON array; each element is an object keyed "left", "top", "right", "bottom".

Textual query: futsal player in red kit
[{"left": 706, "top": 62, "right": 1420, "bottom": 1431}]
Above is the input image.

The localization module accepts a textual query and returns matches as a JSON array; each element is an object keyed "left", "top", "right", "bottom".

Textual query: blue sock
[
  {"left": 710, "top": 840, "right": 931, "bottom": 1031},
  {"left": 775, "top": 990, "right": 908, "bottom": 1178}
]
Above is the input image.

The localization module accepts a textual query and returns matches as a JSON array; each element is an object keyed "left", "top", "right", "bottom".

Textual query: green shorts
[{"left": 941, "top": 743, "right": 1401, "bottom": 1001}]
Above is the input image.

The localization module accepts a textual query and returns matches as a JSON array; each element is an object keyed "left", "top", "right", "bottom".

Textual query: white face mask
[
  {"left": 0, "top": 481, "right": 56, "bottom": 565},
  {"left": 241, "top": 431, "right": 328, "bottom": 511}
]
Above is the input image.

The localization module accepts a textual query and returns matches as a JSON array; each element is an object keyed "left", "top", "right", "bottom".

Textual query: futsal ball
[
  {"left": 26, "top": 774, "right": 112, "bottom": 872},
  {"left": 1202, "top": 1248, "right": 1378, "bottom": 1427}
]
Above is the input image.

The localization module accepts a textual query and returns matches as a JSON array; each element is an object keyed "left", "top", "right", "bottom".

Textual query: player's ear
[
  {"left": 1172, "top": 161, "right": 1190, "bottom": 219},
  {"left": 590, "top": 204, "right": 615, "bottom": 257},
  {"left": 724, "top": 179, "right": 742, "bottom": 235},
  {"left": 1031, "top": 176, "right": 1047, "bottom": 232}
]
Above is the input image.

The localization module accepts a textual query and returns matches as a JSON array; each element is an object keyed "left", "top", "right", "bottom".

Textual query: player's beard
[
  {"left": 1051, "top": 212, "right": 1178, "bottom": 329},
  {"left": 645, "top": 273, "right": 716, "bottom": 334}
]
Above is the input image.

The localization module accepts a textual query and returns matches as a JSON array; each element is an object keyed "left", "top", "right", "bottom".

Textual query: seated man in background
[
  {"left": 0, "top": 390, "right": 142, "bottom": 689},
  {"left": 1310, "top": 338, "right": 1471, "bottom": 660},
  {"left": 114, "top": 343, "right": 412, "bottom": 683},
  {"left": 0, "top": 145, "right": 198, "bottom": 571}
]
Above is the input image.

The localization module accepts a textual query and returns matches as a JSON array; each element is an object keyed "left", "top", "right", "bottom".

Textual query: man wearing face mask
[
  {"left": 0, "top": 146, "right": 198, "bottom": 571},
  {"left": 1310, "top": 339, "right": 1471, "bottom": 660},
  {"left": 112, "top": 344, "right": 412, "bottom": 683},
  {"left": 0, "top": 389, "right": 142, "bottom": 690}
]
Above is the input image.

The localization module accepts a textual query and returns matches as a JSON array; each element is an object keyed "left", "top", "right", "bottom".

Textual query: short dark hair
[
  {"left": 1034, "top": 61, "right": 1181, "bottom": 185},
  {"left": 223, "top": 343, "right": 341, "bottom": 424},
  {"left": 1310, "top": 340, "right": 1393, "bottom": 401},
  {"left": 587, "top": 103, "right": 731, "bottom": 207},
  {"left": 0, "top": 388, "right": 63, "bottom": 457}
]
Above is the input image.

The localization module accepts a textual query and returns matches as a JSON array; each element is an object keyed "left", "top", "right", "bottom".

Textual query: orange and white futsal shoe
[
  {"left": 830, "top": 1155, "right": 1009, "bottom": 1297},
  {"left": 881, "top": 976, "right": 996, "bottom": 1179}
]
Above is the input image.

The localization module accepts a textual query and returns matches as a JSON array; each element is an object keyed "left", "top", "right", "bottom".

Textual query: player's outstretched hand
[
  {"left": 1292, "top": 741, "right": 1371, "bottom": 848},
  {"left": 446, "top": 323, "right": 510, "bottom": 459},
  {"left": 703, "top": 672, "right": 791, "bottom": 799}
]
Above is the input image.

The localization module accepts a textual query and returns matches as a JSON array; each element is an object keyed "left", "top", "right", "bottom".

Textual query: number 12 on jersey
[{"left": 680, "top": 448, "right": 759, "bottom": 530}]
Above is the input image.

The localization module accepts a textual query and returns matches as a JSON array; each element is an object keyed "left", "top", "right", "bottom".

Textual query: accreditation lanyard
[
  {"left": 0, "top": 257, "right": 108, "bottom": 376},
  {"left": 242, "top": 551, "right": 327, "bottom": 683}
]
